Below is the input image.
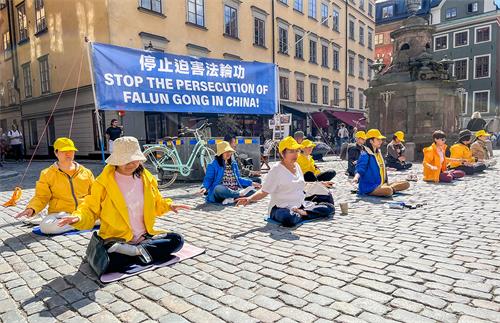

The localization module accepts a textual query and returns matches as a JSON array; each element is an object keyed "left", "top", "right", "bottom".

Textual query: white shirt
[
  {"left": 8, "top": 130, "right": 22, "bottom": 145},
  {"left": 338, "top": 127, "right": 349, "bottom": 138},
  {"left": 262, "top": 162, "right": 306, "bottom": 213}
]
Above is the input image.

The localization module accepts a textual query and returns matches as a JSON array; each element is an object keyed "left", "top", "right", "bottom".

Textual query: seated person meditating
[
  {"left": 57, "top": 137, "right": 189, "bottom": 275},
  {"left": 353, "top": 129, "right": 410, "bottom": 197},
  {"left": 423, "top": 130, "right": 465, "bottom": 183},
  {"left": 471, "top": 130, "right": 497, "bottom": 167},
  {"left": 15, "top": 138, "right": 95, "bottom": 234},
  {"left": 385, "top": 131, "right": 413, "bottom": 171},
  {"left": 297, "top": 139, "right": 336, "bottom": 182},
  {"left": 236, "top": 136, "right": 334, "bottom": 227},
  {"left": 200, "top": 141, "right": 260, "bottom": 204},
  {"left": 346, "top": 131, "right": 366, "bottom": 177},
  {"left": 449, "top": 130, "right": 487, "bottom": 175},
  {"left": 223, "top": 134, "right": 261, "bottom": 183}
]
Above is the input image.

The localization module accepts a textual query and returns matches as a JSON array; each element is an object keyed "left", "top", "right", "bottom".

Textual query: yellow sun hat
[
  {"left": 366, "top": 129, "right": 386, "bottom": 140},
  {"left": 475, "top": 129, "right": 491, "bottom": 137},
  {"left": 394, "top": 131, "right": 405, "bottom": 142},
  {"left": 355, "top": 131, "right": 367, "bottom": 140},
  {"left": 300, "top": 139, "right": 316, "bottom": 148},
  {"left": 53, "top": 137, "right": 78, "bottom": 152},
  {"left": 216, "top": 141, "right": 236, "bottom": 156},
  {"left": 278, "top": 136, "right": 302, "bottom": 153}
]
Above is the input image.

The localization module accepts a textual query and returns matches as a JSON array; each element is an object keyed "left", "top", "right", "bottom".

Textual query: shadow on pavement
[{"left": 1, "top": 231, "right": 51, "bottom": 253}]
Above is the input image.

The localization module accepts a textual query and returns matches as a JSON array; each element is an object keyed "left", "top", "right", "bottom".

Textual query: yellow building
[{"left": 0, "top": 0, "right": 374, "bottom": 157}]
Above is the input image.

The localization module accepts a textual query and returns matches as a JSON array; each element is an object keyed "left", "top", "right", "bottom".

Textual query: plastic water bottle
[{"left": 388, "top": 202, "right": 405, "bottom": 209}]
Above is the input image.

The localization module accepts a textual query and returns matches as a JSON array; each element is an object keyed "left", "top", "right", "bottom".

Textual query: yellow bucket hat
[
  {"left": 355, "top": 131, "right": 367, "bottom": 140},
  {"left": 475, "top": 130, "right": 491, "bottom": 137},
  {"left": 366, "top": 129, "right": 386, "bottom": 140},
  {"left": 278, "top": 136, "right": 302, "bottom": 153},
  {"left": 300, "top": 139, "right": 316, "bottom": 148},
  {"left": 216, "top": 141, "right": 236, "bottom": 156},
  {"left": 394, "top": 131, "right": 405, "bottom": 142},
  {"left": 53, "top": 137, "right": 78, "bottom": 152}
]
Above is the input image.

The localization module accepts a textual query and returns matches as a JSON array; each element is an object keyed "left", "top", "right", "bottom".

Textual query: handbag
[{"left": 86, "top": 232, "right": 110, "bottom": 277}]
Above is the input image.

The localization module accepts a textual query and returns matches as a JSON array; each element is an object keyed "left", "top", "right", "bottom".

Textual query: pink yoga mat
[{"left": 100, "top": 243, "right": 205, "bottom": 283}]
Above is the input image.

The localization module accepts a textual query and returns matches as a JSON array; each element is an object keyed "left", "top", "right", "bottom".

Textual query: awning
[
  {"left": 282, "top": 103, "right": 321, "bottom": 115},
  {"left": 329, "top": 111, "right": 367, "bottom": 129},
  {"left": 311, "top": 112, "right": 329, "bottom": 129}
]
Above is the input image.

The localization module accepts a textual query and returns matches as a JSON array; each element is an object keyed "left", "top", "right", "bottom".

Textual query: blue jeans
[
  {"left": 213, "top": 185, "right": 255, "bottom": 203},
  {"left": 270, "top": 203, "right": 334, "bottom": 227}
]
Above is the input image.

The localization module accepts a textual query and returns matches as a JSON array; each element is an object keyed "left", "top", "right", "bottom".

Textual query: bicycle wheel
[
  {"left": 199, "top": 147, "right": 216, "bottom": 173},
  {"left": 143, "top": 146, "right": 179, "bottom": 189}
]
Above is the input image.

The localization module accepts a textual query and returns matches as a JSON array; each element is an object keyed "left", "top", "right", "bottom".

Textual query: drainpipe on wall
[
  {"left": 271, "top": 0, "right": 276, "bottom": 64},
  {"left": 345, "top": 0, "right": 349, "bottom": 111}
]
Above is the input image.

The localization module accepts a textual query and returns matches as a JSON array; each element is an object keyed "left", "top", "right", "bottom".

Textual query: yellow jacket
[
  {"left": 449, "top": 143, "right": 475, "bottom": 168},
  {"left": 27, "top": 163, "right": 94, "bottom": 214},
  {"left": 297, "top": 153, "right": 320, "bottom": 176},
  {"left": 72, "top": 165, "right": 173, "bottom": 242}
]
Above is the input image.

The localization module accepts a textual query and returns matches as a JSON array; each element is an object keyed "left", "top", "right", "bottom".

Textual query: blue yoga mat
[{"left": 32, "top": 225, "right": 100, "bottom": 236}]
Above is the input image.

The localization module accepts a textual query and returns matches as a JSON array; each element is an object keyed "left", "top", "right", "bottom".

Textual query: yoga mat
[
  {"left": 32, "top": 225, "right": 100, "bottom": 236},
  {"left": 100, "top": 243, "right": 205, "bottom": 283}
]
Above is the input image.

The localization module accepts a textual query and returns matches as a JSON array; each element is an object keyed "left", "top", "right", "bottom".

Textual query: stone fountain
[{"left": 364, "top": 0, "right": 462, "bottom": 159}]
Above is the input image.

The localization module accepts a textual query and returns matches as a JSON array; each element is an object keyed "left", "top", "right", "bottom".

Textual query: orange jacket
[
  {"left": 423, "top": 143, "right": 447, "bottom": 182},
  {"left": 449, "top": 143, "right": 475, "bottom": 168}
]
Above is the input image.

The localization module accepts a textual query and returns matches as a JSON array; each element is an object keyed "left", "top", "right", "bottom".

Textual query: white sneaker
[
  {"left": 222, "top": 198, "right": 235, "bottom": 205},
  {"left": 239, "top": 186, "right": 254, "bottom": 196}
]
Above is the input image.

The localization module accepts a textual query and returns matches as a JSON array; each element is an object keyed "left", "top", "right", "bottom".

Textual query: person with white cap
[
  {"left": 57, "top": 136, "right": 190, "bottom": 275},
  {"left": 353, "top": 129, "right": 410, "bottom": 197},
  {"left": 15, "top": 137, "right": 95, "bottom": 234},
  {"left": 237, "top": 136, "right": 334, "bottom": 227},
  {"left": 200, "top": 141, "right": 260, "bottom": 204},
  {"left": 385, "top": 131, "right": 412, "bottom": 171}
]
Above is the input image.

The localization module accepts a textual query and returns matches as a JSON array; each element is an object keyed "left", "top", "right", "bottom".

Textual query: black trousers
[
  {"left": 11, "top": 144, "right": 22, "bottom": 161},
  {"left": 106, "top": 233, "right": 184, "bottom": 273},
  {"left": 386, "top": 160, "right": 413, "bottom": 170},
  {"left": 304, "top": 170, "right": 336, "bottom": 182},
  {"left": 452, "top": 164, "right": 486, "bottom": 176}
]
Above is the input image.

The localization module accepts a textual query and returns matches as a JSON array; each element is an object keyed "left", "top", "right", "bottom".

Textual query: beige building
[{"left": 0, "top": 0, "right": 374, "bottom": 157}]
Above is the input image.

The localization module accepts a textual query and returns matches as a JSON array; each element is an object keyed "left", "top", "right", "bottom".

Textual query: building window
[
  {"left": 473, "top": 91, "right": 489, "bottom": 113},
  {"left": 295, "top": 34, "right": 303, "bottom": 58},
  {"left": 367, "top": 60, "right": 373, "bottom": 80},
  {"left": 375, "top": 33, "right": 383, "bottom": 45},
  {"left": 474, "top": 55, "right": 490, "bottom": 79},
  {"left": 368, "top": 2, "right": 374, "bottom": 17},
  {"left": 358, "top": 57, "right": 365, "bottom": 79},
  {"left": 348, "top": 54, "right": 355, "bottom": 76},
  {"left": 434, "top": 35, "right": 448, "bottom": 51},
  {"left": 29, "top": 119, "right": 38, "bottom": 146},
  {"left": 38, "top": 56, "right": 50, "bottom": 94},
  {"left": 279, "top": 27, "right": 288, "bottom": 54},
  {"left": 187, "top": 0, "right": 205, "bottom": 26},
  {"left": 333, "top": 48, "right": 340, "bottom": 71},
  {"left": 308, "top": 0, "right": 317, "bottom": 19},
  {"left": 332, "top": 9, "right": 340, "bottom": 32},
  {"left": 359, "top": 90, "right": 364, "bottom": 109},
  {"left": 310, "top": 83, "right": 318, "bottom": 103},
  {"left": 359, "top": 25, "right": 365, "bottom": 46},
  {"left": 359, "top": 0, "right": 365, "bottom": 11},
  {"left": 224, "top": 5, "right": 238, "bottom": 38},
  {"left": 468, "top": 2, "right": 478, "bottom": 13},
  {"left": 454, "top": 30, "right": 468, "bottom": 47},
  {"left": 321, "top": 3, "right": 328, "bottom": 25},
  {"left": 454, "top": 59, "right": 468, "bottom": 80},
  {"left": 296, "top": 80, "right": 304, "bottom": 101},
  {"left": 368, "top": 28, "right": 373, "bottom": 49},
  {"left": 349, "top": 20, "right": 355, "bottom": 40},
  {"left": 445, "top": 8, "right": 457, "bottom": 19},
  {"left": 322, "top": 85, "right": 329, "bottom": 105},
  {"left": 22, "top": 63, "right": 32, "bottom": 98},
  {"left": 294, "top": 0, "right": 303, "bottom": 12},
  {"left": 279, "top": 76, "right": 289, "bottom": 100},
  {"left": 333, "top": 86, "right": 340, "bottom": 106},
  {"left": 460, "top": 92, "right": 468, "bottom": 114},
  {"left": 348, "top": 87, "right": 355, "bottom": 109},
  {"left": 35, "top": 0, "right": 46, "bottom": 33},
  {"left": 3, "top": 31, "right": 11, "bottom": 60},
  {"left": 382, "top": 5, "right": 393, "bottom": 18},
  {"left": 140, "top": 0, "right": 162, "bottom": 14},
  {"left": 475, "top": 26, "right": 490, "bottom": 43},
  {"left": 321, "top": 44, "right": 328, "bottom": 67},
  {"left": 309, "top": 39, "right": 317, "bottom": 63},
  {"left": 279, "top": 0, "right": 288, "bottom": 4},
  {"left": 17, "top": 3, "right": 28, "bottom": 42},
  {"left": 254, "top": 17, "right": 265, "bottom": 47}
]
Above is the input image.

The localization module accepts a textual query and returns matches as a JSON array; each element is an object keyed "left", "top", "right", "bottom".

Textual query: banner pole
[{"left": 85, "top": 38, "right": 106, "bottom": 164}]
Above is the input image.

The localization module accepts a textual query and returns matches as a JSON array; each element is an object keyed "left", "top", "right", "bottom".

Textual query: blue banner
[{"left": 91, "top": 43, "right": 278, "bottom": 115}]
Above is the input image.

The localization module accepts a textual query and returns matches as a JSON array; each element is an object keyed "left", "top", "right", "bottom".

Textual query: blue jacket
[
  {"left": 355, "top": 147, "right": 387, "bottom": 195},
  {"left": 202, "top": 159, "right": 253, "bottom": 203}
]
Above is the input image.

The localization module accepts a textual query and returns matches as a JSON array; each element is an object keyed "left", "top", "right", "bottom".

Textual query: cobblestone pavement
[{"left": 1, "top": 156, "right": 499, "bottom": 323}]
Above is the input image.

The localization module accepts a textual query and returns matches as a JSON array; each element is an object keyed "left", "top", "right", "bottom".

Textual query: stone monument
[{"left": 365, "top": 0, "right": 463, "bottom": 159}]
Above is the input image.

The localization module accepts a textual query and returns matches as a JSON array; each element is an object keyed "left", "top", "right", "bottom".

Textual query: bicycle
[{"left": 143, "top": 122, "right": 216, "bottom": 188}]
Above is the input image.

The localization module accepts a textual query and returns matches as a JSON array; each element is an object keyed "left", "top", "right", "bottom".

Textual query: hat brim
[
  {"left": 217, "top": 147, "right": 236, "bottom": 156},
  {"left": 105, "top": 152, "right": 147, "bottom": 166},
  {"left": 368, "top": 135, "right": 386, "bottom": 140},
  {"left": 280, "top": 143, "right": 303, "bottom": 152},
  {"left": 478, "top": 133, "right": 491, "bottom": 137},
  {"left": 302, "top": 144, "right": 316, "bottom": 148},
  {"left": 57, "top": 147, "right": 78, "bottom": 152}
]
